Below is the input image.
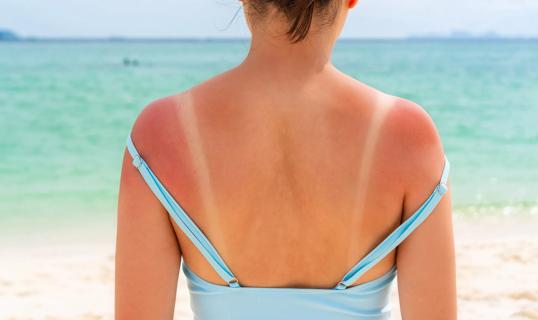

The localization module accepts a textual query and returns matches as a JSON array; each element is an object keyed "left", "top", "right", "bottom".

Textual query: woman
[{"left": 115, "top": 0, "right": 457, "bottom": 319}]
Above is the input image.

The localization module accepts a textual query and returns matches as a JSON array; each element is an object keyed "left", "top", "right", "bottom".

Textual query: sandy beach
[{"left": 1, "top": 213, "right": 537, "bottom": 320}]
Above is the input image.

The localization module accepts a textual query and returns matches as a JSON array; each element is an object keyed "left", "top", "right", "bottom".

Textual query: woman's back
[
  {"left": 134, "top": 65, "right": 410, "bottom": 287},
  {"left": 115, "top": 1, "right": 456, "bottom": 319}
]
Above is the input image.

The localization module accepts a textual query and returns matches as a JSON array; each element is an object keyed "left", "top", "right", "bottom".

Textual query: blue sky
[{"left": 1, "top": 0, "right": 538, "bottom": 38}]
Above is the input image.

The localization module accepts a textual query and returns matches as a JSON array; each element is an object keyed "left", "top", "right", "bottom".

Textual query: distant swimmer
[{"left": 123, "top": 58, "right": 139, "bottom": 66}]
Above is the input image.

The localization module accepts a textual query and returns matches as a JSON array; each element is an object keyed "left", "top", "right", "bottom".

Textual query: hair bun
[{"left": 246, "top": 0, "right": 340, "bottom": 43}]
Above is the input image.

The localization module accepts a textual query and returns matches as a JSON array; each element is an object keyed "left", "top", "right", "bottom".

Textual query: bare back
[{"left": 126, "top": 64, "right": 446, "bottom": 289}]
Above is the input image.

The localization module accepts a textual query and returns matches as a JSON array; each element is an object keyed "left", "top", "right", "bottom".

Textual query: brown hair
[{"left": 245, "top": 0, "right": 341, "bottom": 43}]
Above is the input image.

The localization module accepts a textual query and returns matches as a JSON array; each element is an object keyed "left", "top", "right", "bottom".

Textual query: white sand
[{"left": 1, "top": 214, "right": 537, "bottom": 320}]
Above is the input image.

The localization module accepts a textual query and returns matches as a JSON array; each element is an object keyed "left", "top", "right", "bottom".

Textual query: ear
[{"left": 348, "top": 0, "right": 358, "bottom": 9}]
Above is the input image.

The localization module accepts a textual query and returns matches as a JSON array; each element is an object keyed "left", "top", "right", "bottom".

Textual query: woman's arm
[
  {"left": 394, "top": 100, "right": 457, "bottom": 319},
  {"left": 115, "top": 110, "right": 182, "bottom": 320}
]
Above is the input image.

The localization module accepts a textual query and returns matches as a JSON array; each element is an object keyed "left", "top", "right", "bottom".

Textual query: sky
[{"left": 1, "top": 0, "right": 538, "bottom": 38}]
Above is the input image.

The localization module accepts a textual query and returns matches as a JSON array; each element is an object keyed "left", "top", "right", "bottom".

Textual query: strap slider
[
  {"left": 132, "top": 155, "right": 143, "bottom": 169},
  {"left": 437, "top": 181, "right": 448, "bottom": 195},
  {"left": 228, "top": 277, "right": 240, "bottom": 288}
]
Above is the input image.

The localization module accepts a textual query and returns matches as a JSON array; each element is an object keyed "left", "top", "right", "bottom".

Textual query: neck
[{"left": 238, "top": 30, "right": 337, "bottom": 80}]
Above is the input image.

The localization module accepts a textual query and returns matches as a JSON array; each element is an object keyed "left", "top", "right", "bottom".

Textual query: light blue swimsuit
[{"left": 126, "top": 131, "right": 450, "bottom": 320}]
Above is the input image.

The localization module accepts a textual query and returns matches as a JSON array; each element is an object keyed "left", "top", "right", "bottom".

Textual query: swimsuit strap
[
  {"left": 335, "top": 155, "right": 450, "bottom": 290},
  {"left": 125, "top": 130, "right": 240, "bottom": 288}
]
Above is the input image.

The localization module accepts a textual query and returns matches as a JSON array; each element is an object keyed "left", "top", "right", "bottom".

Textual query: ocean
[{"left": 1, "top": 39, "right": 537, "bottom": 238}]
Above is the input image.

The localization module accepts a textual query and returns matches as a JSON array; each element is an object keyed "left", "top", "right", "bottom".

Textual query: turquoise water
[{"left": 1, "top": 40, "right": 537, "bottom": 234}]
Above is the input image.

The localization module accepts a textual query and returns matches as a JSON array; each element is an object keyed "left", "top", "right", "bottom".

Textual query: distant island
[
  {"left": 0, "top": 29, "right": 20, "bottom": 41},
  {"left": 408, "top": 30, "right": 503, "bottom": 40}
]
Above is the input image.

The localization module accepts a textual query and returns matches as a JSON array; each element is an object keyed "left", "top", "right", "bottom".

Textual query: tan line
[
  {"left": 345, "top": 92, "right": 395, "bottom": 266},
  {"left": 173, "top": 91, "right": 223, "bottom": 243}
]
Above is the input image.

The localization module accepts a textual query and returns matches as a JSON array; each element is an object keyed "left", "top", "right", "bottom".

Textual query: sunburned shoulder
[
  {"left": 341, "top": 77, "right": 443, "bottom": 156},
  {"left": 380, "top": 95, "right": 447, "bottom": 191},
  {"left": 129, "top": 75, "right": 222, "bottom": 144},
  {"left": 321, "top": 72, "right": 445, "bottom": 174},
  {"left": 128, "top": 93, "right": 186, "bottom": 157},
  {"left": 339, "top": 72, "right": 447, "bottom": 182},
  {"left": 384, "top": 97, "right": 442, "bottom": 152}
]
